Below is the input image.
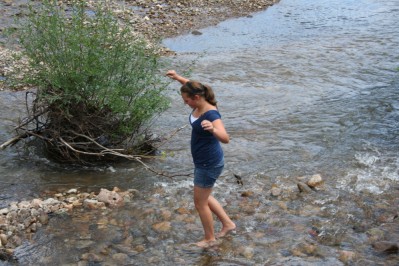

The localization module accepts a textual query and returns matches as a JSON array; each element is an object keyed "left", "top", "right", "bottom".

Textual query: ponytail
[
  {"left": 180, "top": 81, "right": 217, "bottom": 106},
  {"left": 202, "top": 84, "right": 217, "bottom": 106}
]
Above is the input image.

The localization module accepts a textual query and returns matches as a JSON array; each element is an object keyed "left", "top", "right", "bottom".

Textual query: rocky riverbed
[
  {"left": 1, "top": 173, "right": 398, "bottom": 264},
  {"left": 0, "top": 187, "right": 136, "bottom": 261}
]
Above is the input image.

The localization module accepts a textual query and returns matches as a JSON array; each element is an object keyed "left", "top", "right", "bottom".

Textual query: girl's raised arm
[{"left": 166, "top": 70, "right": 189, "bottom": 85}]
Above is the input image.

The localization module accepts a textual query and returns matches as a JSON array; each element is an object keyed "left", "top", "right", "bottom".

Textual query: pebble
[
  {"left": 241, "top": 190, "right": 254, "bottom": 197},
  {"left": 338, "top": 250, "right": 357, "bottom": 263},
  {"left": 297, "top": 182, "right": 313, "bottom": 193},
  {"left": 81, "top": 252, "right": 103, "bottom": 262},
  {"left": 271, "top": 186, "right": 282, "bottom": 197},
  {"left": 152, "top": 221, "right": 172, "bottom": 232},
  {"left": 112, "top": 253, "right": 129, "bottom": 263},
  {"left": 307, "top": 174, "right": 323, "bottom": 188},
  {"left": 0, "top": 234, "right": 7, "bottom": 246},
  {"left": 242, "top": 246, "right": 255, "bottom": 259}
]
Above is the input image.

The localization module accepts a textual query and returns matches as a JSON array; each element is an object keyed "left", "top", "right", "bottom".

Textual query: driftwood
[
  {"left": 0, "top": 133, "right": 29, "bottom": 150},
  {"left": 1, "top": 90, "right": 191, "bottom": 178},
  {"left": 1, "top": 124, "right": 190, "bottom": 178}
]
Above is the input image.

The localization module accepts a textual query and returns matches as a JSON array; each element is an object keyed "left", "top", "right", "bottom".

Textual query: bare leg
[
  {"left": 193, "top": 186, "right": 216, "bottom": 246},
  {"left": 208, "top": 195, "right": 236, "bottom": 237}
]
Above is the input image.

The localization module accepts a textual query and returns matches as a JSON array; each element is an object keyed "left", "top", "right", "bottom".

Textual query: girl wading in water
[{"left": 166, "top": 70, "right": 236, "bottom": 248}]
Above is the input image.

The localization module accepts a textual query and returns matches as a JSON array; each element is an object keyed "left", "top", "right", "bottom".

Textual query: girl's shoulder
[{"left": 203, "top": 109, "right": 221, "bottom": 120}]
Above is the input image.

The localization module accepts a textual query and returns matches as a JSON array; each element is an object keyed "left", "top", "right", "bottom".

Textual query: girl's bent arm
[{"left": 202, "top": 119, "right": 230, "bottom": 144}]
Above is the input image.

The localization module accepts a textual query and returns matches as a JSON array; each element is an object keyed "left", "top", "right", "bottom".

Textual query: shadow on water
[{"left": 1, "top": 0, "right": 399, "bottom": 265}]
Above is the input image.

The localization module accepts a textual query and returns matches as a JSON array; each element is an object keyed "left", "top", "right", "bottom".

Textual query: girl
[{"left": 166, "top": 70, "right": 236, "bottom": 248}]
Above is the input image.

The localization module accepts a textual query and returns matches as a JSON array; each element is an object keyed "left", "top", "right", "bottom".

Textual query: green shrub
[{"left": 15, "top": 0, "right": 170, "bottom": 163}]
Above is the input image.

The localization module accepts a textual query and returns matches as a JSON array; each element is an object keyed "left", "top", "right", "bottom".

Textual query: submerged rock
[
  {"left": 297, "top": 182, "right": 313, "bottom": 193},
  {"left": 270, "top": 185, "right": 282, "bottom": 197},
  {"left": 241, "top": 190, "right": 254, "bottom": 197},
  {"left": 338, "top": 250, "right": 357, "bottom": 263},
  {"left": 152, "top": 221, "right": 171, "bottom": 232},
  {"left": 97, "top": 188, "right": 124, "bottom": 207},
  {"left": 307, "top": 174, "right": 323, "bottom": 188},
  {"left": 372, "top": 241, "right": 399, "bottom": 254}
]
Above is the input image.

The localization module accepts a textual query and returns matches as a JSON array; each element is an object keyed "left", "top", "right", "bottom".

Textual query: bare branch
[
  {"left": 0, "top": 133, "right": 28, "bottom": 150},
  {"left": 58, "top": 135, "right": 191, "bottom": 178}
]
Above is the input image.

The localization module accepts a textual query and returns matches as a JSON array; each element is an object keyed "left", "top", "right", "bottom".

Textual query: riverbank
[
  {"left": 0, "top": 0, "right": 278, "bottom": 90},
  {"left": 0, "top": 0, "right": 279, "bottom": 40}
]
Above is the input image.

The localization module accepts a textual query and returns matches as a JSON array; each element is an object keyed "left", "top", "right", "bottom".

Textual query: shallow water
[{"left": 1, "top": 0, "right": 399, "bottom": 265}]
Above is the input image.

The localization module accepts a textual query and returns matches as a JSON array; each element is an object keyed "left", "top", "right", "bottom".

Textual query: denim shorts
[{"left": 194, "top": 160, "right": 224, "bottom": 188}]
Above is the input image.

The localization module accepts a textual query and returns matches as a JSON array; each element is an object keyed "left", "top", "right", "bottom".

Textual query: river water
[{"left": 1, "top": 0, "right": 399, "bottom": 265}]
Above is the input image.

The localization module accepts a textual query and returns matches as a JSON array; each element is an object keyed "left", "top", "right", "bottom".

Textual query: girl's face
[{"left": 181, "top": 93, "right": 198, "bottom": 109}]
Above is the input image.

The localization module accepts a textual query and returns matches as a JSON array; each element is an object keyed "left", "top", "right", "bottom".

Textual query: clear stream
[{"left": 0, "top": 0, "right": 398, "bottom": 265}]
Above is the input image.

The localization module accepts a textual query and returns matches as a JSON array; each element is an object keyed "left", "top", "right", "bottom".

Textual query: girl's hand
[
  {"left": 166, "top": 70, "right": 177, "bottom": 79},
  {"left": 166, "top": 70, "right": 190, "bottom": 85},
  {"left": 201, "top": 120, "right": 214, "bottom": 133},
  {"left": 202, "top": 119, "right": 230, "bottom": 143}
]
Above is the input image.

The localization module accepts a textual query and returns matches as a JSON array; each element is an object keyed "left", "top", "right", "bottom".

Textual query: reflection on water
[{"left": 1, "top": 0, "right": 399, "bottom": 265}]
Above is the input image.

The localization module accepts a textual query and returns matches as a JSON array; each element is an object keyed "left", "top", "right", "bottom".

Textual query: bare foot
[
  {"left": 195, "top": 239, "right": 217, "bottom": 248},
  {"left": 216, "top": 223, "right": 236, "bottom": 238}
]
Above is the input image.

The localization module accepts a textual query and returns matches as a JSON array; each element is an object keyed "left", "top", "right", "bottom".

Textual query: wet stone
[
  {"left": 38, "top": 213, "right": 49, "bottom": 225},
  {"left": 112, "top": 253, "right": 129, "bottom": 263},
  {"left": 338, "top": 250, "right": 357, "bottom": 263},
  {"left": 30, "top": 199, "right": 43, "bottom": 209},
  {"left": 122, "top": 235, "right": 133, "bottom": 246},
  {"left": 160, "top": 209, "right": 172, "bottom": 220},
  {"left": 176, "top": 207, "right": 190, "bottom": 214},
  {"left": 271, "top": 187, "right": 282, "bottom": 197},
  {"left": 366, "top": 228, "right": 385, "bottom": 242},
  {"left": 240, "top": 246, "right": 255, "bottom": 259},
  {"left": 8, "top": 235, "right": 22, "bottom": 248},
  {"left": 372, "top": 241, "right": 399, "bottom": 254},
  {"left": 0, "top": 234, "right": 8, "bottom": 245},
  {"left": 67, "top": 188, "right": 78, "bottom": 194},
  {"left": 241, "top": 190, "right": 254, "bottom": 197},
  {"left": 191, "top": 30, "right": 203, "bottom": 35},
  {"left": 81, "top": 252, "right": 103, "bottom": 262},
  {"left": 134, "top": 245, "right": 146, "bottom": 253},
  {"left": 152, "top": 221, "right": 171, "bottom": 232},
  {"left": 7, "top": 211, "right": 17, "bottom": 221},
  {"left": 307, "top": 174, "right": 323, "bottom": 188},
  {"left": 297, "top": 182, "right": 313, "bottom": 193},
  {"left": 276, "top": 201, "right": 288, "bottom": 211},
  {"left": 97, "top": 188, "right": 124, "bottom": 207}
]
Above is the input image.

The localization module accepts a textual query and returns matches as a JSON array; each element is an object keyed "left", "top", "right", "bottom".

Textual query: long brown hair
[{"left": 180, "top": 81, "right": 217, "bottom": 106}]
